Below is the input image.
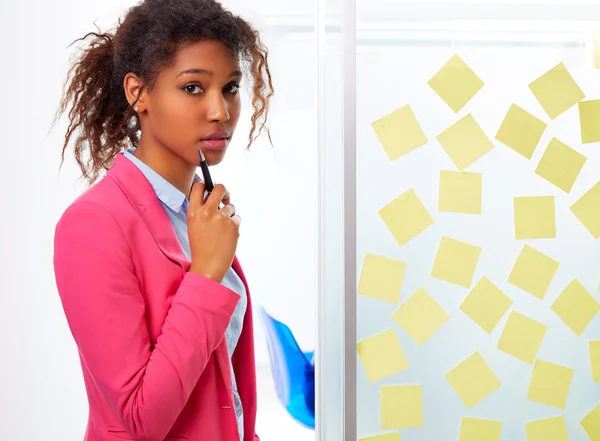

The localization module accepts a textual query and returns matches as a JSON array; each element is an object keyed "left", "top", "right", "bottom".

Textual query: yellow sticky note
[
  {"left": 498, "top": 311, "right": 547, "bottom": 364},
  {"left": 529, "top": 62, "right": 585, "bottom": 119},
  {"left": 358, "top": 253, "right": 407, "bottom": 303},
  {"left": 437, "top": 114, "right": 495, "bottom": 171},
  {"left": 514, "top": 196, "right": 556, "bottom": 239},
  {"left": 509, "top": 245, "right": 559, "bottom": 300},
  {"left": 378, "top": 189, "right": 434, "bottom": 246},
  {"left": 431, "top": 236, "right": 481, "bottom": 288},
  {"left": 527, "top": 360, "right": 574, "bottom": 409},
  {"left": 535, "top": 137, "right": 587, "bottom": 193},
  {"left": 590, "top": 341, "right": 600, "bottom": 382},
  {"left": 460, "top": 277, "right": 513, "bottom": 333},
  {"left": 580, "top": 100, "right": 600, "bottom": 144},
  {"left": 380, "top": 385, "right": 422, "bottom": 428},
  {"left": 445, "top": 352, "right": 501, "bottom": 408},
  {"left": 428, "top": 54, "right": 484, "bottom": 113},
  {"left": 525, "top": 416, "right": 569, "bottom": 441},
  {"left": 372, "top": 105, "right": 428, "bottom": 161},
  {"left": 571, "top": 181, "right": 600, "bottom": 238},
  {"left": 392, "top": 288, "right": 449, "bottom": 345},
  {"left": 357, "top": 329, "right": 409, "bottom": 383},
  {"left": 551, "top": 280, "right": 600, "bottom": 336},
  {"left": 495, "top": 104, "right": 548, "bottom": 159},
  {"left": 459, "top": 417, "right": 502, "bottom": 441},
  {"left": 359, "top": 433, "right": 400, "bottom": 441},
  {"left": 439, "top": 170, "right": 482, "bottom": 214},
  {"left": 582, "top": 404, "right": 600, "bottom": 441}
]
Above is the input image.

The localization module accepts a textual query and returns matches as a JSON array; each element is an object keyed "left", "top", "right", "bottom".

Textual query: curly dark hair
[{"left": 53, "top": 0, "right": 274, "bottom": 184}]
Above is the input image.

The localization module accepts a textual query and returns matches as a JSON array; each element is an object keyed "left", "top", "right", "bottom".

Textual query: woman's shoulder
[
  {"left": 53, "top": 175, "right": 136, "bottom": 277},
  {"left": 55, "top": 174, "right": 132, "bottom": 237}
]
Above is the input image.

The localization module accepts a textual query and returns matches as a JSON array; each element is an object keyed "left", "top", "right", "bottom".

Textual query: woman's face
[{"left": 142, "top": 40, "right": 242, "bottom": 167}]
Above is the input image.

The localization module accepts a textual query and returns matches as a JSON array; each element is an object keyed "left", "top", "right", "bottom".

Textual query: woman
[{"left": 52, "top": 0, "right": 273, "bottom": 440}]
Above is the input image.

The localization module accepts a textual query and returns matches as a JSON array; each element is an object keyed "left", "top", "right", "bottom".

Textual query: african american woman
[{"left": 52, "top": 0, "right": 274, "bottom": 440}]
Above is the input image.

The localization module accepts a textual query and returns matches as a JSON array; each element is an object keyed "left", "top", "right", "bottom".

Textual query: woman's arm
[{"left": 53, "top": 200, "right": 239, "bottom": 441}]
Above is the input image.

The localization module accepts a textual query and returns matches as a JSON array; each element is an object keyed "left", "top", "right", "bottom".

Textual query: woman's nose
[{"left": 206, "top": 93, "right": 230, "bottom": 123}]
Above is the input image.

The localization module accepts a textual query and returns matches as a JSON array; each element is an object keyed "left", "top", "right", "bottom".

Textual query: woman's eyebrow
[{"left": 176, "top": 68, "right": 243, "bottom": 78}]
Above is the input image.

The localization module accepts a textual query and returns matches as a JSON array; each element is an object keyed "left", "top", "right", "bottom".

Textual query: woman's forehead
[{"left": 167, "top": 40, "right": 240, "bottom": 75}]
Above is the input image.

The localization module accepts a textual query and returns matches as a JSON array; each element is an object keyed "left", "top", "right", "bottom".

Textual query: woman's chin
[{"left": 203, "top": 148, "right": 227, "bottom": 166}]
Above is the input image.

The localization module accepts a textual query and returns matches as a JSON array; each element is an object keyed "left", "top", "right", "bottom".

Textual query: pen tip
[{"left": 198, "top": 149, "right": 206, "bottom": 163}]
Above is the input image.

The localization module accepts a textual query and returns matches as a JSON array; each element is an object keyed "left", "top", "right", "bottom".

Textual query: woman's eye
[
  {"left": 225, "top": 83, "right": 240, "bottom": 94},
  {"left": 183, "top": 85, "right": 203, "bottom": 94}
]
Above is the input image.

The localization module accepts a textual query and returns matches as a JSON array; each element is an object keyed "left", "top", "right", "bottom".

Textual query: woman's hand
[{"left": 187, "top": 182, "right": 241, "bottom": 282}]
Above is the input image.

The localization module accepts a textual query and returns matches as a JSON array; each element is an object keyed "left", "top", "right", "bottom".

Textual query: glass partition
[{"left": 351, "top": 2, "right": 600, "bottom": 440}]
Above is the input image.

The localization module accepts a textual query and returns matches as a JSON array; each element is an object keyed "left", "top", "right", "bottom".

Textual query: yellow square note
[
  {"left": 359, "top": 433, "right": 400, "bottom": 441},
  {"left": 445, "top": 352, "right": 501, "bottom": 408},
  {"left": 428, "top": 54, "right": 485, "bottom": 113},
  {"left": 431, "top": 236, "right": 481, "bottom": 288},
  {"left": 378, "top": 189, "right": 434, "bottom": 247},
  {"left": 525, "top": 416, "right": 569, "bottom": 441},
  {"left": 380, "top": 385, "right": 422, "bottom": 428},
  {"left": 527, "top": 360, "right": 574, "bottom": 409},
  {"left": 392, "top": 288, "right": 449, "bottom": 345},
  {"left": 497, "top": 311, "right": 547, "bottom": 364},
  {"left": 590, "top": 340, "right": 600, "bottom": 382},
  {"left": 437, "top": 114, "right": 495, "bottom": 170},
  {"left": 460, "top": 277, "right": 513, "bottom": 334},
  {"left": 535, "top": 138, "right": 587, "bottom": 193},
  {"left": 357, "top": 329, "right": 408, "bottom": 383},
  {"left": 372, "top": 105, "right": 428, "bottom": 161},
  {"left": 459, "top": 417, "right": 502, "bottom": 441},
  {"left": 580, "top": 100, "right": 600, "bottom": 144},
  {"left": 358, "top": 253, "right": 407, "bottom": 304},
  {"left": 551, "top": 280, "right": 600, "bottom": 336},
  {"left": 571, "top": 181, "right": 600, "bottom": 239},
  {"left": 495, "top": 104, "right": 548, "bottom": 160},
  {"left": 529, "top": 62, "right": 585, "bottom": 119},
  {"left": 514, "top": 196, "right": 556, "bottom": 240},
  {"left": 439, "top": 170, "right": 482, "bottom": 214},
  {"left": 508, "top": 245, "right": 559, "bottom": 300},
  {"left": 582, "top": 404, "right": 600, "bottom": 441}
]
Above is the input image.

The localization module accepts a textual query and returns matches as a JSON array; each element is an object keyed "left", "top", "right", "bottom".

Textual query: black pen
[{"left": 197, "top": 149, "right": 214, "bottom": 194}]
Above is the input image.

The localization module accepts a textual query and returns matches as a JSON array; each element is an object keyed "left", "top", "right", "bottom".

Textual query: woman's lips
[
  {"left": 200, "top": 130, "right": 230, "bottom": 150},
  {"left": 200, "top": 138, "right": 229, "bottom": 150}
]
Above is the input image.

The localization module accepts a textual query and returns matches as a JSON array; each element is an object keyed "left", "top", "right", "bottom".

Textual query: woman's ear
[{"left": 123, "top": 72, "right": 147, "bottom": 112}]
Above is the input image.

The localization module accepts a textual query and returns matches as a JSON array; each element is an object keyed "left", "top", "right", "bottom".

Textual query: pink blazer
[{"left": 53, "top": 153, "right": 259, "bottom": 441}]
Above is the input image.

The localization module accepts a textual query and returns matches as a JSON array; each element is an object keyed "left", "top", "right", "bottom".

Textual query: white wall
[{"left": 0, "top": 0, "right": 317, "bottom": 439}]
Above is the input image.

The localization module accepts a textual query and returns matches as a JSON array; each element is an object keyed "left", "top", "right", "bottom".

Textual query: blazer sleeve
[{"left": 53, "top": 201, "right": 240, "bottom": 441}]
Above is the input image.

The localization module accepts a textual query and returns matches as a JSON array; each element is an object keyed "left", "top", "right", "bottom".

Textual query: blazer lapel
[
  {"left": 216, "top": 256, "right": 247, "bottom": 404},
  {"left": 107, "top": 153, "right": 190, "bottom": 272},
  {"left": 142, "top": 196, "right": 191, "bottom": 272}
]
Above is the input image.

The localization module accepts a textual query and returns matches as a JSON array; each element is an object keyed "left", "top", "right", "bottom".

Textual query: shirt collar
[{"left": 123, "top": 148, "right": 201, "bottom": 213}]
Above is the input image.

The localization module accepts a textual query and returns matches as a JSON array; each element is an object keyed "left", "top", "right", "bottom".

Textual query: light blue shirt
[{"left": 123, "top": 148, "right": 247, "bottom": 441}]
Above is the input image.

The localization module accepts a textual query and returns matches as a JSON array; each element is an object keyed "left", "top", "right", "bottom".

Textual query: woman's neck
[{"left": 133, "top": 137, "right": 196, "bottom": 198}]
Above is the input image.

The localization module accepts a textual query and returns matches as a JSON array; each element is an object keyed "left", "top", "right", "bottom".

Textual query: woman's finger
[
  {"left": 204, "top": 184, "right": 227, "bottom": 211},
  {"left": 219, "top": 204, "right": 236, "bottom": 218},
  {"left": 188, "top": 181, "right": 206, "bottom": 211},
  {"left": 221, "top": 186, "right": 231, "bottom": 207}
]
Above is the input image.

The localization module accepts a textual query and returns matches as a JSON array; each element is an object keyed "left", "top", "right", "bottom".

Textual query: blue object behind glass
[{"left": 259, "top": 307, "right": 315, "bottom": 429}]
